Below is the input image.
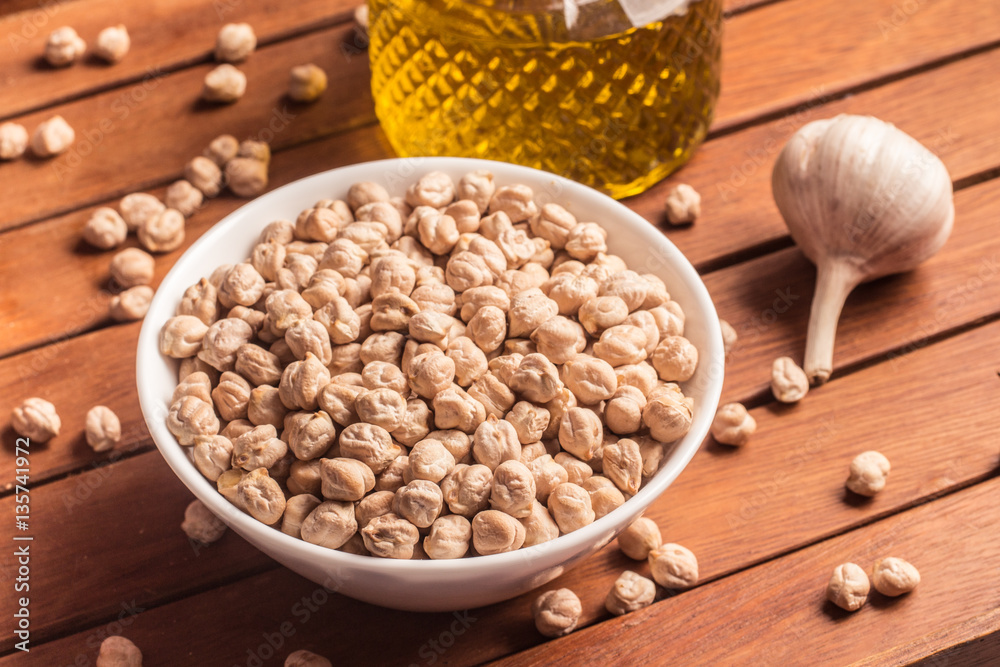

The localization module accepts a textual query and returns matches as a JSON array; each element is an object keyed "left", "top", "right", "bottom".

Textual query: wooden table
[{"left": 1, "top": 0, "right": 998, "bottom": 664}]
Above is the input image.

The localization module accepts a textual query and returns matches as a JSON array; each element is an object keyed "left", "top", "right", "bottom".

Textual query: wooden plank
[
  {"left": 5, "top": 48, "right": 1000, "bottom": 361},
  {"left": 714, "top": 0, "right": 1000, "bottom": 130},
  {"left": 709, "top": 177, "right": 1000, "bottom": 405},
  {"left": 0, "top": 453, "right": 275, "bottom": 653},
  {"left": 496, "top": 477, "right": 1000, "bottom": 666},
  {"left": 628, "top": 47, "right": 1000, "bottom": 271},
  {"left": 0, "top": 20, "right": 372, "bottom": 233},
  {"left": 5, "top": 317, "right": 998, "bottom": 661},
  {"left": 0, "top": 0, "right": 361, "bottom": 119},
  {"left": 3, "top": 0, "right": 998, "bottom": 235},
  {"left": 0, "top": 125, "right": 390, "bottom": 360}
]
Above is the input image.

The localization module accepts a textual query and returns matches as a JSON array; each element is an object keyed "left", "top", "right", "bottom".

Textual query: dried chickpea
[
  {"left": 85, "top": 405, "right": 121, "bottom": 452},
  {"left": 827, "top": 562, "right": 870, "bottom": 611},
  {"left": 353, "top": 388, "right": 406, "bottom": 431},
  {"left": 489, "top": 460, "right": 536, "bottom": 518},
  {"left": 441, "top": 463, "right": 492, "bottom": 517},
  {"left": 649, "top": 543, "right": 699, "bottom": 589},
  {"left": 472, "top": 415, "right": 520, "bottom": 471},
  {"left": 192, "top": 435, "right": 234, "bottom": 481},
  {"left": 615, "top": 362, "right": 658, "bottom": 397},
  {"left": 181, "top": 499, "right": 227, "bottom": 544},
  {"left": 650, "top": 303, "right": 685, "bottom": 339},
  {"left": 215, "top": 22, "right": 256, "bottom": 62},
  {"left": 44, "top": 26, "right": 86, "bottom": 66},
  {"left": 285, "top": 320, "right": 333, "bottom": 365},
  {"left": 553, "top": 452, "right": 592, "bottom": 487},
  {"left": 586, "top": 477, "right": 625, "bottom": 519},
  {"left": 301, "top": 500, "right": 357, "bottom": 549},
  {"left": 871, "top": 557, "right": 920, "bottom": 596},
  {"left": 185, "top": 156, "right": 224, "bottom": 199},
  {"left": 110, "top": 248, "right": 155, "bottom": 288},
  {"left": 278, "top": 353, "right": 331, "bottom": 411},
  {"left": 137, "top": 208, "right": 185, "bottom": 253},
  {"left": 624, "top": 310, "right": 660, "bottom": 357},
  {"left": 362, "top": 512, "right": 420, "bottom": 559},
  {"left": 237, "top": 467, "right": 286, "bottom": 524},
  {"left": 199, "top": 317, "right": 255, "bottom": 372},
  {"left": 281, "top": 494, "right": 323, "bottom": 539},
  {"left": 652, "top": 335, "right": 699, "bottom": 382},
  {"left": 617, "top": 516, "right": 662, "bottom": 560},
  {"left": 266, "top": 289, "right": 312, "bottom": 335},
  {"left": 561, "top": 355, "right": 618, "bottom": 404},
  {"left": 664, "top": 183, "right": 701, "bottom": 225},
  {"left": 531, "top": 316, "right": 586, "bottom": 365},
  {"left": 284, "top": 411, "right": 336, "bottom": 460},
  {"left": 472, "top": 509, "right": 525, "bottom": 555},
  {"left": 11, "top": 398, "right": 61, "bottom": 443},
  {"left": 605, "top": 570, "right": 656, "bottom": 616},
  {"left": 83, "top": 207, "right": 128, "bottom": 250},
  {"left": 407, "top": 350, "right": 455, "bottom": 399},
  {"left": 406, "top": 171, "right": 455, "bottom": 208},
  {"left": 505, "top": 401, "right": 550, "bottom": 445},
  {"left": 339, "top": 422, "right": 400, "bottom": 474},
  {"left": 210, "top": 372, "right": 249, "bottom": 421},
  {"left": 424, "top": 514, "right": 472, "bottom": 560},
  {"left": 321, "top": 457, "right": 376, "bottom": 501},
  {"left": 642, "top": 390, "right": 693, "bottom": 443},
  {"left": 371, "top": 292, "right": 420, "bottom": 331},
  {"left": 94, "top": 24, "right": 130, "bottom": 63},
  {"left": 109, "top": 285, "right": 154, "bottom": 322},
  {"left": 542, "top": 388, "right": 577, "bottom": 440},
  {"left": 530, "top": 203, "right": 577, "bottom": 249},
  {"left": 593, "top": 324, "right": 648, "bottom": 367},
  {"left": 509, "top": 353, "right": 563, "bottom": 403},
  {"left": 173, "top": 371, "right": 213, "bottom": 404},
  {"left": 287, "top": 459, "right": 323, "bottom": 496},
  {"left": 558, "top": 407, "right": 603, "bottom": 461},
  {"left": 605, "top": 386, "right": 646, "bottom": 435},
  {"left": 548, "top": 482, "right": 595, "bottom": 533},
  {"left": 202, "top": 63, "right": 247, "bottom": 102},
  {"left": 227, "top": 157, "right": 269, "bottom": 197},
  {"left": 846, "top": 451, "right": 891, "bottom": 497},
  {"left": 711, "top": 402, "right": 756, "bottom": 446},
  {"left": 393, "top": 480, "right": 444, "bottom": 528},
  {"left": 527, "top": 454, "right": 567, "bottom": 504},
  {"left": 217, "top": 469, "right": 247, "bottom": 506},
  {"left": 507, "top": 288, "right": 558, "bottom": 339},
  {"left": 577, "top": 295, "right": 628, "bottom": 337},
  {"left": 446, "top": 336, "right": 489, "bottom": 387},
  {"left": 532, "top": 588, "right": 581, "bottom": 638},
  {"left": 289, "top": 63, "right": 328, "bottom": 102},
  {"left": 235, "top": 343, "right": 283, "bottom": 386},
  {"left": 545, "top": 272, "right": 598, "bottom": 316},
  {"left": 564, "top": 222, "right": 607, "bottom": 261},
  {"left": 408, "top": 438, "right": 456, "bottom": 483},
  {"left": 602, "top": 438, "right": 642, "bottom": 495},
  {"left": 771, "top": 356, "right": 809, "bottom": 403},
  {"left": 31, "top": 115, "right": 75, "bottom": 157},
  {"left": 468, "top": 372, "right": 515, "bottom": 420},
  {"left": 232, "top": 424, "right": 288, "bottom": 470},
  {"left": 0, "top": 122, "right": 29, "bottom": 160},
  {"left": 284, "top": 650, "right": 332, "bottom": 667},
  {"left": 720, "top": 319, "right": 738, "bottom": 357},
  {"left": 248, "top": 385, "right": 289, "bottom": 429},
  {"left": 347, "top": 181, "right": 390, "bottom": 211},
  {"left": 96, "top": 636, "right": 142, "bottom": 667},
  {"left": 159, "top": 315, "right": 209, "bottom": 358},
  {"left": 456, "top": 170, "right": 495, "bottom": 213},
  {"left": 520, "top": 499, "right": 560, "bottom": 547}
]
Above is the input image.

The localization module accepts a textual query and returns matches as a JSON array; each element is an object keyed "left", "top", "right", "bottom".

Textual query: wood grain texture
[
  {"left": 714, "top": 0, "right": 1000, "bottom": 130},
  {"left": 4, "top": 319, "right": 997, "bottom": 661},
  {"left": 626, "top": 47, "right": 1000, "bottom": 270},
  {"left": 0, "top": 21, "right": 372, "bottom": 232},
  {"left": 0, "top": 452, "right": 275, "bottom": 652},
  {"left": 496, "top": 476, "right": 1000, "bottom": 666},
  {"left": 0, "top": 0, "right": 361, "bottom": 119}
]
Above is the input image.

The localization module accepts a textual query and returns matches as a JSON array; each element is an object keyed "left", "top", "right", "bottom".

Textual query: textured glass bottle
[{"left": 368, "top": 0, "right": 722, "bottom": 199}]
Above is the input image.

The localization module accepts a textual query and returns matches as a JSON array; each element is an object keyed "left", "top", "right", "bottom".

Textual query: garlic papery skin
[{"left": 771, "top": 114, "right": 954, "bottom": 385}]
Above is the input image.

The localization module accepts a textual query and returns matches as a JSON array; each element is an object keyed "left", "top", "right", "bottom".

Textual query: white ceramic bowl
[{"left": 137, "top": 157, "right": 724, "bottom": 612}]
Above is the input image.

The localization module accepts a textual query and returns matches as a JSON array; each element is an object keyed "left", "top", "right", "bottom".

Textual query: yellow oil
[{"left": 368, "top": 0, "right": 722, "bottom": 199}]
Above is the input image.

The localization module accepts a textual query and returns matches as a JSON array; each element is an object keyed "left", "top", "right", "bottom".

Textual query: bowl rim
[{"left": 137, "top": 156, "right": 723, "bottom": 574}]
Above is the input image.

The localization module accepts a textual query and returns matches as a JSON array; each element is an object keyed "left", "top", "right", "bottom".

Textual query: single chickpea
[
  {"left": 593, "top": 324, "right": 648, "bottom": 367},
  {"left": 487, "top": 184, "right": 537, "bottom": 223},
  {"left": 545, "top": 273, "right": 599, "bottom": 316},
  {"left": 284, "top": 411, "right": 336, "bottom": 460},
  {"left": 359, "top": 331, "right": 406, "bottom": 367},
  {"left": 202, "top": 64, "right": 247, "bottom": 103},
  {"left": 564, "top": 222, "right": 607, "bottom": 261},
  {"left": 508, "top": 288, "right": 559, "bottom": 339},
  {"left": 281, "top": 494, "right": 323, "bottom": 539},
  {"left": 159, "top": 315, "right": 209, "bottom": 358},
  {"left": 720, "top": 319, "right": 738, "bottom": 357},
  {"left": 210, "top": 372, "right": 250, "bottom": 421},
  {"left": 423, "top": 514, "right": 472, "bottom": 560},
  {"left": 137, "top": 208, "right": 185, "bottom": 253},
  {"left": 118, "top": 193, "right": 165, "bottom": 233},
  {"left": 561, "top": 355, "right": 618, "bottom": 404},
  {"left": 370, "top": 291, "right": 421, "bottom": 332},
  {"left": 82, "top": 405, "right": 121, "bottom": 452},
  {"left": 771, "top": 356, "right": 809, "bottom": 403},
  {"left": 472, "top": 509, "right": 526, "bottom": 554},
  {"left": 445, "top": 251, "right": 493, "bottom": 292},
  {"left": 248, "top": 385, "right": 289, "bottom": 429},
  {"left": 235, "top": 343, "right": 283, "bottom": 386},
  {"left": 642, "top": 390, "right": 693, "bottom": 443},
  {"left": 215, "top": 22, "right": 257, "bottom": 62},
  {"left": 193, "top": 435, "right": 234, "bottom": 481},
  {"left": 578, "top": 296, "right": 629, "bottom": 337},
  {"left": 162, "top": 180, "right": 203, "bottom": 218},
  {"left": 203, "top": 134, "right": 239, "bottom": 166},
  {"left": 265, "top": 289, "right": 312, "bottom": 335},
  {"left": 31, "top": 115, "right": 75, "bottom": 157},
  {"left": 217, "top": 469, "right": 247, "bottom": 506},
  {"left": 617, "top": 516, "right": 662, "bottom": 560},
  {"left": 236, "top": 467, "right": 286, "bottom": 524},
  {"left": 602, "top": 438, "right": 642, "bottom": 495},
  {"left": 181, "top": 499, "right": 227, "bottom": 544},
  {"left": 605, "top": 386, "right": 646, "bottom": 436},
  {"left": 520, "top": 498, "right": 561, "bottom": 547},
  {"left": 320, "top": 457, "right": 376, "bottom": 501},
  {"left": 558, "top": 407, "right": 603, "bottom": 461},
  {"left": 370, "top": 254, "right": 416, "bottom": 299},
  {"left": 199, "top": 317, "right": 255, "bottom": 371},
  {"left": 11, "top": 398, "right": 61, "bottom": 443},
  {"left": 530, "top": 203, "right": 577, "bottom": 250},
  {"left": 284, "top": 650, "right": 332, "bottom": 667},
  {"left": 354, "top": 388, "right": 407, "bottom": 431},
  {"left": 83, "top": 207, "right": 128, "bottom": 250},
  {"left": 411, "top": 282, "right": 457, "bottom": 317},
  {"left": 624, "top": 310, "right": 660, "bottom": 356},
  {"left": 227, "top": 157, "right": 269, "bottom": 197},
  {"left": 548, "top": 482, "right": 596, "bottom": 533},
  {"left": 527, "top": 454, "right": 567, "bottom": 504},
  {"left": 826, "top": 562, "right": 870, "bottom": 611},
  {"left": 93, "top": 24, "right": 130, "bottom": 63},
  {"left": 362, "top": 512, "right": 420, "bottom": 559},
  {"left": 489, "top": 460, "right": 536, "bottom": 518},
  {"left": 109, "top": 285, "right": 154, "bottom": 322},
  {"left": 407, "top": 438, "right": 456, "bottom": 483},
  {"left": 393, "top": 479, "right": 444, "bottom": 528},
  {"left": 44, "top": 26, "right": 86, "bottom": 66},
  {"left": 650, "top": 303, "right": 685, "bottom": 339},
  {"left": 599, "top": 271, "right": 649, "bottom": 313},
  {"left": 652, "top": 335, "right": 699, "bottom": 382},
  {"left": 530, "top": 316, "right": 586, "bottom": 365},
  {"left": 472, "top": 415, "right": 521, "bottom": 471},
  {"left": 605, "top": 570, "right": 656, "bottom": 616},
  {"left": 232, "top": 424, "right": 288, "bottom": 470},
  {"left": 0, "top": 122, "right": 29, "bottom": 160},
  {"left": 278, "top": 353, "right": 331, "bottom": 411},
  {"left": 287, "top": 459, "right": 324, "bottom": 496},
  {"left": 505, "top": 401, "right": 550, "bottom": 445},
  {"left": 649, "top": 543, "right": 699, "bottom": 589},
  {"left": 441, "top": 463, "right": 493, "bottom": 517},
  {"left": 711, "top": 402, "right": 756, "bottom": 446},
  {"left": 301, "top": 500, "right": 357, "bottom": 549},
  {"left": 109, "top": 247, "right": 155, "bottom": 289},
  {"left": 664, "top": 183, "right": 701, "bottom": 225},
  {"left": 347, "top": 181, "right": 390, "bottom": 212},
  {"left": 466, "top": 305, "right": 507, "bottom": 353},
  {"left": 871, "top": 557, "right": 920, "bottom": 596},
  {"left": 284, "top": 319, "right": 333, "bottom": 365},
  {"left": 184, "top": 156, "right": 224, "bottom": 199},
  {"left": 446, "top": 336, "right": 489, "bottom": 387},
  {"left": 406, "top": 171, "right": 456, "bottom": 208},
  {"left": 173, "top": 370, "right": 213, "bottom": 404},
  {"left": 339, "top": 422, "right": 400, "bottom": 474},
  {"left": 588, "top": 480, "right": 625, "bottom": 519},
  {"left": 407, "top": 350, "right": 456, "bottom": 399},
  {"left": 96, "top": 636, "right": 142, "bottom": 667},
  {"left": 288, "top": 63, "right": 328, "bottom": 102},
  {"left": 456, "top": 170, "right": 495, "bottom": 213},
  {"left": 846, "top": 451, "right": 891, "bottom": 496},
  {"left": 417, "top": 210, "right": 460, "bottom": 255},
  {"left": 615, "top": 362, "right": 659, "bottom": 397},
  {"left": 532, "top": 588, "right": 582, "bottom": 638}
]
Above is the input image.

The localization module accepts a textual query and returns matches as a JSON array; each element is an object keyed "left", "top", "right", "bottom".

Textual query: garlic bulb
[{"left": 772, "top": 114, "right": 953, "bottom": 385}]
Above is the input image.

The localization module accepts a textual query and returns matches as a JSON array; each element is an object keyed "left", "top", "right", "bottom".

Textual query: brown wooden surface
[{"left": 1, "top": 0, "right": 998, "bottom": 664}]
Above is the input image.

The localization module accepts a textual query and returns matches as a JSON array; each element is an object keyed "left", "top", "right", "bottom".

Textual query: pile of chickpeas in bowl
[{"left": 158, "top": 168, "right": 700, "bottom": 561}]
